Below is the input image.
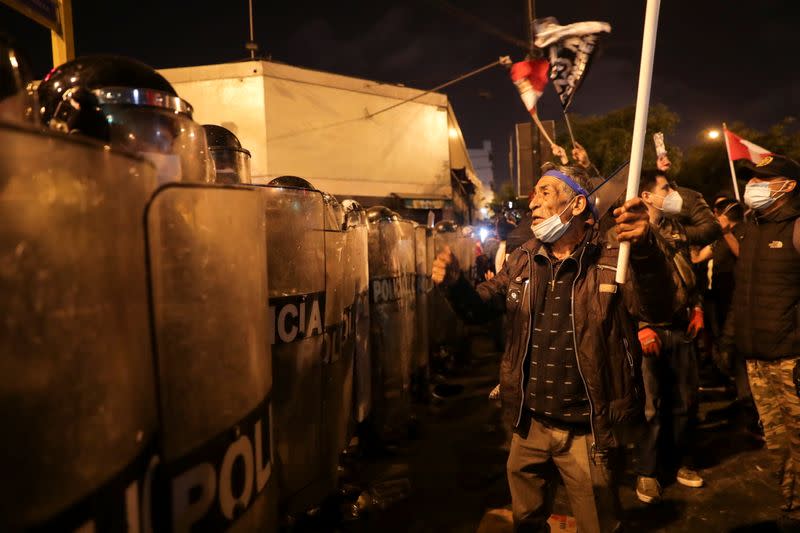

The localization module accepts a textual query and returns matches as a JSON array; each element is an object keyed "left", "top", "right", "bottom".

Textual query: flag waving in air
[
  {"left": 510, "top": 58, "right": 550, "bottom": 116},
  {"left": 534, "top": 17, "right": 611, "bottom": 111},
  {"left": 724, "top": 127, "right": 773, "bottom": 165}
]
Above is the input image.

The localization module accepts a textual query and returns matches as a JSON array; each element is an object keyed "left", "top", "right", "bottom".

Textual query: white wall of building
[{"left": 160, "top": 61, "right": 462, "bottom": 199}]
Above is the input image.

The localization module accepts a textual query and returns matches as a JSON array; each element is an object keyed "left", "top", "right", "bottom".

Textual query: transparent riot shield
[
  {"left": 412, "top": 225, "right": 432, "bottom": 402},
  {"left": 321, "top": 192, "right": 353, "bottom": 486},
  {"left": 431, "top": 222, "right": 467, "bottom": 369},
  {"left": 349, "top": 214, "right": 371, "bottom": 424},
  {"left": 0, "top": 123, "right": 159, "bottom": 530},
  {"left": 367, "top": 210, "right": 416, "bottom": 440},
  {"left": 457, "top": 226, "right": 477, "bottom": 285},
  {"left": 146, "top": 184, "right": 275, "bottom": 532},
  {"left": 261, "top": 184, "right": 330, "bottom": 515}
]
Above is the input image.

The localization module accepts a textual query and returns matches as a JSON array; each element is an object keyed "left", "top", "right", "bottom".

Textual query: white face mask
[
  {"left": 532, "top": 198, "right": 575, "bottom": 243},
  {"left": 648, "top": 189, "right": 683, "bottom": 215},
  {"left": 744, "top": 180, "right": 791, "bottom": 211}
]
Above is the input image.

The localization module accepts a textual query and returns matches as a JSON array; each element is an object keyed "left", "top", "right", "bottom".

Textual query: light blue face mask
[
  {"left": 744, "top": 180, "right": 790, "bottom": 210},
  {"left": 532, "top": 197, "right": 575, "bottom": 243}
]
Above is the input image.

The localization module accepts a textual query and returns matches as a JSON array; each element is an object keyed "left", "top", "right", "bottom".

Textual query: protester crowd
[{"left": 433, "top": 143, "right": 800, "bottom": 533}]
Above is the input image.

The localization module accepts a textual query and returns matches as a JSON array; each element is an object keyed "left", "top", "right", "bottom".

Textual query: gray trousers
[{"left": 506, "top": 417, "right": 621, "bottom": 533}]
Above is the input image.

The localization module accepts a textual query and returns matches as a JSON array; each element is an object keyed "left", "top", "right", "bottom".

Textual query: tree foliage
[
  {"left": 681, "top": 117, "right": 800, "bottom": 199},
  {"left": 554, "top": 105, "right": 800, "bottom": 201},
  {"left": 555, "top": 103, "right": 683, "bottom": 176},
  {"left": 486, "top": 181, "right": 522, "bottom": 214}
]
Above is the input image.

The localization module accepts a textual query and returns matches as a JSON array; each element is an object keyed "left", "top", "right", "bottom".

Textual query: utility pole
[{"left": 245, "top": 0, "right": 259, "bottom": 59}]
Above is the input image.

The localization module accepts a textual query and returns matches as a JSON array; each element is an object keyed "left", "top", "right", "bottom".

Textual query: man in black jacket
[
  {"left": 657, "top": 154, "right": 723, "bottom": 247},
  {"left": 725, "top": 154, "right": 800, "bottom": 530},
  {"left": 432, "top": 165, "right": 680, "bottom": 533},
  {"left": 635, "top": 170, "right": 706, "bottom": 504}
]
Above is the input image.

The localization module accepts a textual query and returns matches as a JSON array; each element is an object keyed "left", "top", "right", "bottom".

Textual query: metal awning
[{"left": 390, "top": 193, "right": 452, "bottom": 210}]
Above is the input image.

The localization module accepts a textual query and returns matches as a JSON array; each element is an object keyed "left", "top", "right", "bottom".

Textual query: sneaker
[
  {"left": 676, "top": 467, "right": 704, "bottom": 488},
  {"left": 636, "top": 476, "right": 662, "bottom": 504}
]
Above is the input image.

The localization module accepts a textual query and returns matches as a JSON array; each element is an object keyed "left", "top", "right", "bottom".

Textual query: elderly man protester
[{"left": 432, "top": 165, "right": 681, "bottom": 533}]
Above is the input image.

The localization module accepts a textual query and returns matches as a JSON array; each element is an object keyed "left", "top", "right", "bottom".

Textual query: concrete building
[
  {"left": 159, "top": 60, "right": 488, "bottom": 225},
  {"left": 468, "top": 140, "right": 496, "bottom": 205}
]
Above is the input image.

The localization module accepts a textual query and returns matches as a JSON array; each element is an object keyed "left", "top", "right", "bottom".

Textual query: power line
[
  {"left": 267, "top": 57, "right": 511, "bottom": 142},
  {"left": 367, "top": 57, "right": 511, "bottom": 119}
]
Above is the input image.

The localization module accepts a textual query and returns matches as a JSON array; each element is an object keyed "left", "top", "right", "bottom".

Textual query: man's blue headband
[{"left": 541, "top": 169, "right": 599, "bottom": 217}]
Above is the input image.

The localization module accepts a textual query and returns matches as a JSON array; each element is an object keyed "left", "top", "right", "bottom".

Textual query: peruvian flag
[
  {"left": 724, "top": 128, "right": 773, "bottom": 164},
  {"left": 510, "top": 58, "right": 550, "bottom": 115}
]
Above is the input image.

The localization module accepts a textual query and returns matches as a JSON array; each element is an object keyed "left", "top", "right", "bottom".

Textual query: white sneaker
[
  {"left": 636, "top": 476, "right": 662, "bottom": 504},
  {"left": 676, "top": 467, "right": 704, "bottom": 488}
]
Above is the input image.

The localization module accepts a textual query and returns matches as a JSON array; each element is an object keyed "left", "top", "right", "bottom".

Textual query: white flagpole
[
  {"left": 615, "top": 0, "right": 661, "bottom": 285},
  {"left": 722, "top": 123, "right": 742, "bottom": 202}
]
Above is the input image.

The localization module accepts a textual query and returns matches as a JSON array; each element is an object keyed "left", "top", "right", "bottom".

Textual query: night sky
[{"left": 3, "top": 0, "right": 797, "bottom": 186}]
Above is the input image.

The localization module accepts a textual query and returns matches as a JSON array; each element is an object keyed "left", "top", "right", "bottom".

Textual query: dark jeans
[{"left": 636, "top": 328, "right": 699, "bottom": 478}]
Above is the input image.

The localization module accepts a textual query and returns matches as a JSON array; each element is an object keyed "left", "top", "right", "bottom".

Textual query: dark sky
[{"left": 3, "top": 0, "right": 798, "bottom": 185}]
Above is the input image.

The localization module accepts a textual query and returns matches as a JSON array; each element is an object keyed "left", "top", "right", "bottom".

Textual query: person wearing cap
[
  {"left": 635, "top": 169, "right": 707, "bottom": 504},
  {"left": 724, "top": 154, "right": 800, "bottom": 530},
  {"left": 432, "top": 165, "right": 680, "bottom": 533}
]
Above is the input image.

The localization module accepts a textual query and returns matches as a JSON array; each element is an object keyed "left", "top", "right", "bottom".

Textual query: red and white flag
[
  {"left": 510, "top": 58, "right": 549, "bottom": 115},
  {"left": 724, "top": 128, "right": 773, "bottom": 164}
]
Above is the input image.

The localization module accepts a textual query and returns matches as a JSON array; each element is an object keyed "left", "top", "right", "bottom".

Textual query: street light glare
[{"left": 707, "top": 129, "right": 721, "bottom": 140}]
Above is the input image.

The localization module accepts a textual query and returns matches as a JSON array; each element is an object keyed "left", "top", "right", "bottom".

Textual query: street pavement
[{"left": 307, "top": 330, "right": 784, "bottom": 532}]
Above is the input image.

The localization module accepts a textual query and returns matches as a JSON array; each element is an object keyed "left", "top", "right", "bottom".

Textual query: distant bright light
[
  {"left": 479, "top": 227, "right": 489, "bottom": 242},
  {"left": 508, "top": 201, "right": 513, "bottom": 208},
  {"left": 480, "top": 207, "right": 489, "bottom": 216},
  {"left": 448, "top": 127, "right": 458, "bottom": 139},
  {"left": 707, "top": 129, "right": 721, "bottom": 140}
]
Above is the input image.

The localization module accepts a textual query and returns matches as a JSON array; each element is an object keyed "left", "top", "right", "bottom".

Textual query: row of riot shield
[
  {"left": 363, "top": 215, "right": 477, "bottom": 436},
  {"left": 0, "top": 123, "right": 278, "bottom": 531},
  {"left": 261, "top": 184, "right": 370, "bottom": 516},
  {"left": 366, "top": 208, "right": 418, "bottom": 440},
  {"left": 428, "top": 222, "right": 479, "bottom": 369},
  {"left": 0, "top": 120, "right": 477, "bottom": 531},
  {"left": 413, "top": 225, "right": 434, "bottom": 401}
]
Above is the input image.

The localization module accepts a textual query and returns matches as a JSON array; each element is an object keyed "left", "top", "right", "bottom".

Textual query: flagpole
[
  {"left": 563, "top": 110, "right": 577, "bottom": 147},
  {"left": 531, "top": 113, "right": 568, "bottom": 164},
  {"left": 615, "top": 0, "right": 661, "bottom": 285},
  {"left": 722, "top": 123, "right": 742, "bottom": 202}
]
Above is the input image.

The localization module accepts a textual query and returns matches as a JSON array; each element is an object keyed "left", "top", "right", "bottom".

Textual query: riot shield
[
  {"left": 146, "top": 184, "right": 275, "bottom": 532},
  {"left": 348, "top": 212, "right": 371, "bottom": 424},
  {"left": 431, "top": 222, "right": 467, "bottom": 369},
  {"left": 412, "top": 225, "right": 432, "bottom": 401},
  {"left": 321, "top": 192, "right": 353, "bottom": 486},
  {"left": 457, "top": 226, "right": 477, "bottom": 284},
  {"left": 261, "top": 184, "right": 330, "bottom": 515},
  {"left": 0, "top": 123, "right": 159, "bottom": 530},
  {"left": 367, "top": 209, "right": 416, "bottom": 440}
]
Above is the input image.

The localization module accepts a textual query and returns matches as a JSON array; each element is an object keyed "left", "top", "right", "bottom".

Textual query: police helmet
[
  {"left": 203, "top": 124, "right": 252, "bottom": 184},
  {"left": 37, "top": 55, "right": 211, "bottom": 183},
  {"left": 367, "top": 205, "right": 400, "bottom": 224},
  {"left": 434, "top": 220, "right": 458, "bottom": 233},
  {"left": 267, "top": 175, "right": 316, "bottom": 190}
]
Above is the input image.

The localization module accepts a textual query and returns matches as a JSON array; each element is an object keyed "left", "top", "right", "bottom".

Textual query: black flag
[{"left": 534, "top": 17, "right": 611, "bottom": 111}]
